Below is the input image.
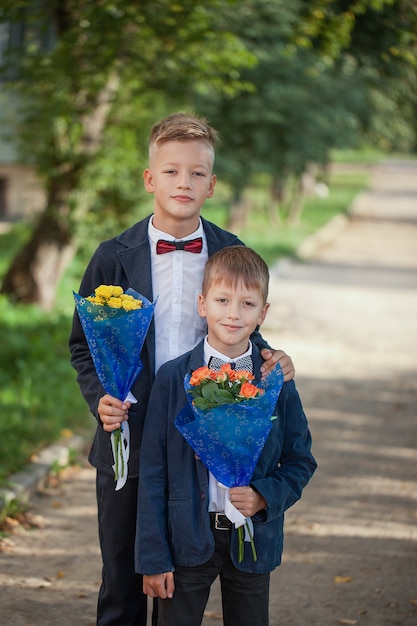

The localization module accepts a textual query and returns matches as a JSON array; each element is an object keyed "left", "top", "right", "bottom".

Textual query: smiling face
[
  {"left": 144, "top": 139, "right": 216, "bottom": 238},
  {"left": 198, "top": 279, "right": 269, "bottom": 358}
]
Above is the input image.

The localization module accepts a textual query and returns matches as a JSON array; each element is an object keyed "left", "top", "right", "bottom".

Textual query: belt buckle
[{"left": 214, "top": 513, "right": 230, "bottom": 531}]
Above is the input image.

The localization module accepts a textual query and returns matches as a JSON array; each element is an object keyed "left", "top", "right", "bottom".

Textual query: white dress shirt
[
  {"left": 203, "top": 337, "right": 253, "bottom": 513},
  {"left": 148, "top": 217, "right": 208, "bottom": 374}
]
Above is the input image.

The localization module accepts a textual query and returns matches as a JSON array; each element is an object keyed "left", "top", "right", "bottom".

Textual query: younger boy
[
  {"left": 69, "top": 113, "right": 295, "bottom": 625},
  {"left": 135, "top": 246, "right": 316, "bottom": 626}
]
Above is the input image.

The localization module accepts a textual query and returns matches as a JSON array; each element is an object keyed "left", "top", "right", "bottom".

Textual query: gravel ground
[{"left": 1, "top": 159, "right": 416, "bottom": 626}]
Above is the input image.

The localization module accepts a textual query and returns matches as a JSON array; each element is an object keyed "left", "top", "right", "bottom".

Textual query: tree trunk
[
  {"left": 287, "top": 177, "right": 305, "bottom": 227},
  {"left": 287, "top": 164, "right": 317, "bottom": 226},
  {"left": 1, "top": 199, "right": 75, "bottom": 310},
  {"left": 226, "top": 195, "right": 251, "bottom": 233},
  {"left": 1, "top": 73, "right": 120, "bottom": 309},
  {"left": 268, "top": 174, "right": 286, "bottom": 226}
]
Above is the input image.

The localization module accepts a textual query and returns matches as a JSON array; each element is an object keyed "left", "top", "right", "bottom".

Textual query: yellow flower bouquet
[{"left": 73, "top": 284, "right": 157, "bottom": 489}]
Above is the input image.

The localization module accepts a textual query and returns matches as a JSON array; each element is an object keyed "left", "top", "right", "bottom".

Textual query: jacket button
[{"left": 200, "top": 492, "right": 205, "bottom": 500}]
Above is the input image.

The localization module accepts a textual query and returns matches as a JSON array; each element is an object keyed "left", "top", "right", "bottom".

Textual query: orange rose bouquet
[
  {"left": 175, "top": 363, "right": 284, "bottom": 561},
  {"left": 73, "top": 285, "right": 157, "bottom": 490},
  {"left": 188, "top": 363, "right": 264, "bottom": 410}
]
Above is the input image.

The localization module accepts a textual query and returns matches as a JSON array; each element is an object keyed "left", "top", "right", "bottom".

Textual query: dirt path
[{"left": 1, "top": 160, "right": 416, "bottom": 626}]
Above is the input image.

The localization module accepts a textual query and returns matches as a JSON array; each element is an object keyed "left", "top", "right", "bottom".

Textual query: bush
[{"left": 0, "top": 296, "right": 93, "bottom": 481}]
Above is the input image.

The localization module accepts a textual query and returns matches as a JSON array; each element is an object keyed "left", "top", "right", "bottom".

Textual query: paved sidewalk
[
  {"left": 1, "top": 160, "right": 416, "bottom": 626},
  {"left": 260, "top": 159, "right": 417, "bottom": 626}
]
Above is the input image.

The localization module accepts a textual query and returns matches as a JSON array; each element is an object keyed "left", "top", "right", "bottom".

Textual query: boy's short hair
[
  {"left": 202, "top": 246, "right": 269, "bottom": 303},
  {"left": 149, "top": 112, "right": 218, "bottom": 162}
]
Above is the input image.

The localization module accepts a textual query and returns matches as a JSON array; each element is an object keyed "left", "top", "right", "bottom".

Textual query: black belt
[{"left": 210, "top": 512, "right": 232, "bottom": 531}]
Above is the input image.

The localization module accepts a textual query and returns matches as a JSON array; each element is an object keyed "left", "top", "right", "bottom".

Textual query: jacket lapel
[
  {"left": 116, "top": 217, "right": 156, "bottom": 375},
  {"left": 116, "top": 217, "right": 153, "bottom": 301}
]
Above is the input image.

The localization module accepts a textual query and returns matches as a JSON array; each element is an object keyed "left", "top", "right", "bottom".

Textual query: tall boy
[
  {"left": 135, "top": 246, "right": 316, "bottom": 626},
  {"left": 69, "top": 112, "right": 295, "bottom": 626}
]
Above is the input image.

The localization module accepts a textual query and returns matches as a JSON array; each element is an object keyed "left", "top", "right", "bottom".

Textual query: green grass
[
  {"left": 0, "top": 156, "right": 374, "bottom": 480},
  {"left": 0, "top": 296, "right": 94, "bottom": 482},
  {"left": 330, "top": 147, "right": 384, "bottom": 164}
]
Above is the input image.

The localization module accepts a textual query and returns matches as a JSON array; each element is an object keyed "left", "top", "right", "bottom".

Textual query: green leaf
[
  {"left": 193, "top": 397, "right": 210, "bottom": 410},
  {"left": 212, "top": 389, "right": 236, "bottom": 405},
  {"left": 201, "top": 382, "right": 235, "bottom": 405},
  {"left": 201, "top": 381, "right": 221, "bottom": 401}
]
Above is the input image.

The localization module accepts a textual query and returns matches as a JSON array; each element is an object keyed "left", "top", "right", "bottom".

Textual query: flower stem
[
  {"left": 245, "top": 520, "right": 257, "bottom": 562},
  {"left": 113, "top": 427, "right": 124, "bottom": 481},
  {"left": 238, "top": 525, "right": 244, "bottom": 562}
]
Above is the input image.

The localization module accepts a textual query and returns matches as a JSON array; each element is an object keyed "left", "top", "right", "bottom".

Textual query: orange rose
[
  {"left": 190, "top": 366, "right": 212, "bottom": 386},
  {"left": 214, "top": 364, "right": 235, "bottom": 383},
  {"left": 239, "top": 382, "right": 263, "bottom": 399},
  {"left": 234, "top": 369, "right": 255, "bottom": 383}
]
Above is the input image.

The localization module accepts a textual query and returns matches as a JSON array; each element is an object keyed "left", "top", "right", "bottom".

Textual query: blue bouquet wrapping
[
  {"left": 175, "top": 364, "right": 284, "bottom": 560},
  {"left": 73, "top": 287, "right": 157, "bottom": 489}
]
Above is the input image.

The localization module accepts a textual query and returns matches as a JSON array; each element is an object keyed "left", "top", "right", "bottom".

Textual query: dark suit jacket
[
  {"left": 69, "top": 215, "right": 270, "bottom": 477},
  {"left": 135, "top": 340, "right": 316, "bottom": 574}
]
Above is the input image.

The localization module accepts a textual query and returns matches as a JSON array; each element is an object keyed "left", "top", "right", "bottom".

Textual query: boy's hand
[
  {"left": 260, "top": 348, "right": 295, "bottom": 382},
  {"left": 143, "top": 573, "right": 175, "bottom": 599},
  {"left": 229, "top": 486, "right": 267, "bottom": 517},
  {"left": 98, "top": 394, "right": 130, "bottom": 432}
]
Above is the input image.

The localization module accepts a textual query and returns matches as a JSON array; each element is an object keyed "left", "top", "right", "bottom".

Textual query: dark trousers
[
  {"left": 158, "top": 527, "right": 270, "bottom": 626},
  {"left": 96, "top": 471, "right": 158, "bottom": 626}
]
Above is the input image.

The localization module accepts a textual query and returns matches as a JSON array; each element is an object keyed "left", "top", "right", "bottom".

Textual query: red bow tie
[{"left": 156, "top": 237, "right": 203, "bottom": 254}]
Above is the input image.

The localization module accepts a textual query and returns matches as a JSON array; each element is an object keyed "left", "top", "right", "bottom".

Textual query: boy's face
[
  {"left": 144, "top": 139, "right": 216, "bottom": 237},
  {"left": 198, "top": 279, "right": 269, "bottom": 358}
]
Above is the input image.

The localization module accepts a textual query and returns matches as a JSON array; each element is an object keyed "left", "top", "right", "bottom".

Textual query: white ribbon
[
  {"left": 110, "top": 391, "right": 137, "bottom": 491},
  {"left": 111, "top": 421, "right": 130, "bottom": 491},
  {"left": 224, "top": 488, "right": 255, "bottom": 542}
]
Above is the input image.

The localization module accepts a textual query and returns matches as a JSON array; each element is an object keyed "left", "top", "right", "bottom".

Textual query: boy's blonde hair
[
  {"left": 202, "top": 246, "right": 269, "bottom": 303},
  {"left": 149, "top": 112, "right": 218, "bottom": 162}
]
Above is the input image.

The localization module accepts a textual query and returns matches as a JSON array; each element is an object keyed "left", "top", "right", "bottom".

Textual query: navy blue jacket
[
  {"left": 69, "top": 215, "right": 271, "bottom": 477},
  {"left": 135, "top": 340, "right": 316, "bottom": 575}
]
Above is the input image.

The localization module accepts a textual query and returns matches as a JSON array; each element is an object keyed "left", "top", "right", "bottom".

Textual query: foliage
[
  {"left": 195, "top": 0, "right": 416, "bottom": 206},
  {"left": 295, "top": 0, "right": 415, "bottom": 64},
  {"left": 187, "top": 0, "right": 416, "bottom": 231},
  {"left": 0, "top": 292, "right": 92, "bottom": 481},
  {"left": 0, "top": 0, "right": 256, "bottom": 306},
  {"left": 0, "top": 0, "right": 414, "bottom": 308},
  {"left": 192, "top": 3, "right": 364, "bottom": 216},
  {"left": 295, "top": 0, "right": 417, "bottom": 151},
  {"left": 0, "top": 0, "right": 254, "bottom": 183}
]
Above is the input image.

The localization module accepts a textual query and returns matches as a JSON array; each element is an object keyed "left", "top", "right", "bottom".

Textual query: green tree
[
  {"left": 296, "top": 0, "right": 417, "bottom": 151},
  {"left": 0, "top": 0, "right": 254, "bottom": 309},
  {"left": 194, "top": 0, "right": 416, "bottom": 230},
  {"left": 195, "top": 1, "right": 372, "bottom": 229}
]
